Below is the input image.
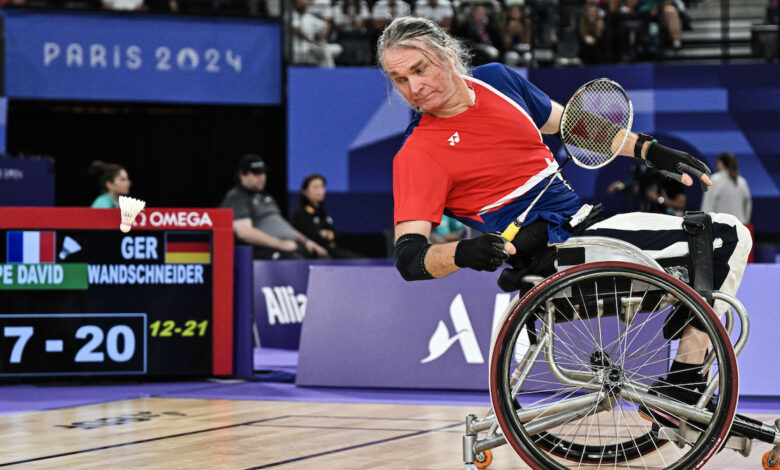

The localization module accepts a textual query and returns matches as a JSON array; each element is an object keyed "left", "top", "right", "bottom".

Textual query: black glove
[
  {"left": 645, "top": 142, "right": 712, "bottom": 191},
  {"left": 454, "top": 232, "right": 509, "bottom": 272}
]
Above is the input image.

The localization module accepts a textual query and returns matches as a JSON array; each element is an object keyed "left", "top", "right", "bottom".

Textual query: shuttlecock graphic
[
  {"left": 58, "top": 236, "right": 82, "bottom": 260},
  {"left": 118, "top": 196, "right": 146, "bottom": 233}
]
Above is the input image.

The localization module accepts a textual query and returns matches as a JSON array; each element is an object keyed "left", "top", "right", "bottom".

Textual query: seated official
[
  {"left": 292, "top": 174, "right": 359, "bottom": 258},
  {"left": 221, "top": 154, "right": 328, "bottom": 260}
]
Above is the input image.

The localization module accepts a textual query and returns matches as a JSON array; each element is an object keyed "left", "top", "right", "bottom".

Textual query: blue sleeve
[
  {"left": 472, "top": 63, "right": 553, "bottom": 129},
  {"left": 400, "top": 111, "right": 422, "bottom": 147}
]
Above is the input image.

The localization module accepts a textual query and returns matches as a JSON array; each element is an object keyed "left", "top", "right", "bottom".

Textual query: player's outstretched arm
[
  {"left": 394, "top": 221, "right": 515, "bottom": 280},
  {"left": 617, "top": 135, "right": 712, "bottom": 188},
  {"left": 540, "top": 101, "right": 564, "bottom": 134}
]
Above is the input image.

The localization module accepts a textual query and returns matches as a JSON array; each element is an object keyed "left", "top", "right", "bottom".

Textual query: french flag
[{"left": 7, "top": 231, "right": 56, "bottom": 263}]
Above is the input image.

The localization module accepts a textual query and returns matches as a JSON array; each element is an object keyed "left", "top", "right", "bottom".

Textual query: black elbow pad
[{"left": 394, "top": 233, "right": 434, "bottom": 281}]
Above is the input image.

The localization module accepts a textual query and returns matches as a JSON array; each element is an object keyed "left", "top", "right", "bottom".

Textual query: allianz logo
[
  {"left": 261, "top": 286, "right": 306, "bottom": 325},
  {"left": 421, "top": 293, "right": 529, "bottom": 365}
]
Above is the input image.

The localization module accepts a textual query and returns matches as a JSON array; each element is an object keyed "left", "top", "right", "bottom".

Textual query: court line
[
  {"left": 0, "top": 411, "right": 466, "bottom": 468},
  {"left": 249, "top": 423, "right": 458, "bottom": 432},
  {"left": 243, "top": 422, "right": 463, "bottom": 469},
  {"left": 0, "top": 415, "right": 292, "bottom": 468},
  {"left": 285, "top": 414, "right": 463, "bottom": 423}
]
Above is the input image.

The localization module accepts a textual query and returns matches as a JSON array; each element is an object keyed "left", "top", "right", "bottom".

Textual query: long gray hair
[
  {"left": 377, "top": 16, "right": 471, "bottom": 78},
  {"left": 376, "top": 17, "right": 471, "bottom": 112}
]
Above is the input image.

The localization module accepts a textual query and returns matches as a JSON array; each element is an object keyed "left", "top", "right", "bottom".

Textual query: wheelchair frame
[{"left": 461, "top": 236, "right": 780, "bottom": 469}]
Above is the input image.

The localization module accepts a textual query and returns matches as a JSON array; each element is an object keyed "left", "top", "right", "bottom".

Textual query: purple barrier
[
  {"left": 253, "top": 258, "right": 390, "bottom": 350},
  {"left": 731, "top": 265, "right": 780, "bottom": 395},
  {"left": 297, "top": 266, "right": 501, "bottom": 390},
  {"left": 298, "top": 264, "right": 779, "bottom": 395}
]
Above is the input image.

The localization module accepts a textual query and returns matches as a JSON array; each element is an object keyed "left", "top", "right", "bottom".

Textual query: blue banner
[
  {"left": 0, "top": 157, "right": 54, "bottom": 206},
  {"left": 2, "top": 10, "right": 281, "bottom": 105}
]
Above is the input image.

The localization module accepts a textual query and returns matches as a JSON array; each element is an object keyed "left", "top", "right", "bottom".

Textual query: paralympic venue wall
[{"left": 288, "top": 63, "right": 780, "bottom": 236}]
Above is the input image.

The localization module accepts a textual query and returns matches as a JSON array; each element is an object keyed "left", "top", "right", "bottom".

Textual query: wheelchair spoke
[
  {"left": 491, "top": 264, "right": 737, "bottom": 469},
  {"left": 547, "top": 299, "right": 605, "bottom": 363}
]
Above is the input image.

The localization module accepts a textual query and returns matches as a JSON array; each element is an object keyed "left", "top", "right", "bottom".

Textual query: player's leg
[{"left": 583, "top": 211, "right": 751, "bottom": 424}]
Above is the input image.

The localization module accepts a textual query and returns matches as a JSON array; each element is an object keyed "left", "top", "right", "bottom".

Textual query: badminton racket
[{"left": 502, "top": 78, "right": 633, "bottom": 242}]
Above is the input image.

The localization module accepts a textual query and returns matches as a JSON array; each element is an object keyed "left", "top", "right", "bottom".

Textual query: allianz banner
[
  {"left": 253, "top": 259, "right": 390, "bottom": 350},
  {"left": 297, "top": 265, "right": 518, "bottom": 390},
  {"left": 2, "top": 10, "right": 281, "bottom": 105},
  {"left": 297, "top": 265, "right": 667, "bottom": 391}
]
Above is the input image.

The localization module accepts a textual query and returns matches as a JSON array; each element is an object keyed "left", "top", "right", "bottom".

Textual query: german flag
[{"left": 165, "top": 232, "right": 211, "bottom": 264}]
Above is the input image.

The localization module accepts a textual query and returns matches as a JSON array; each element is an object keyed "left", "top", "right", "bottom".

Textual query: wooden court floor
[{"left": 0, "top": 397, "right": 775, "bottom": 469}]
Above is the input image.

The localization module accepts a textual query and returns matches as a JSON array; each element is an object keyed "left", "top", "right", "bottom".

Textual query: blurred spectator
[
  {"left": 248, "top": 0, "right": 269, "bottom": 17},
  {"left": 502, "top": 5, "right": 533, "bottom": 66},
  {"left": 624, "top": 0, "right": 662, "bottom": 57},
  {"left": 308, "top": 0, "right": 334, "bottom": 21},
  {"left": 605, "top": 0, "right": 637, "bottom": 62},
  {"left": 292, "top": 0, "right": 343, "bottom": 67},
  {"left": 529, "top": 0, "right": 560, "bottom": 47},
  {"left": 701, "top": 152, "right": 752, "bottom": 224},
  {"left": 333, "top": 0, "right": 370, "bottom": 31},
  {"left": 461, "top": 4, "right": 503, "bottom": 65},
  {"left": 147, "top": 0, "right": 178, "bottom": 13},
  {"left": 102, "top": 0, "right": 144, "bottom": 10},
  {"left": 332, "top": 0, "right": 373, "bottom": 64},
  {"left": 89, "top": 160, "right": 130, "bottom": 209},
  {"left": 430, "top": 214, "right": 467, "bottom": 243},
  {"left": 221, "top": 155, "right": 328, "bottom": 260},
  {"left": 608, "top": 162, "right": 686, "bottom": 215},
  {"left": 372, "top": 0, "right": 412, "bottom": 31},
  {"left": 661, "top": 0, "right": 685, "bottom": 50},
  {"left": 415, "top": 0, "right": 453, "bottom": 31},
  {"left": 292, "top": 174, "right": 359, "bottom": 258},
  {"left": 646, "top": 175, "right": 686, "bottom": 215},
  {"left": 579, "top": 3, "right": 606, "bottom": 63}
]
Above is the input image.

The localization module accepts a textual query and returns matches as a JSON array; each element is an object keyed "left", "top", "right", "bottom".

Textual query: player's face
[
  {"left": 107, "top": 169, "right": 131, "bottom": 196},
  {"left": 383, "top": 43, "right": 460, "bottom": 115}
]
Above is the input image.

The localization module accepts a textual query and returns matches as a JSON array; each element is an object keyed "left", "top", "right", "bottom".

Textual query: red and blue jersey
[{"left": 393, "top": 63, "right": 582, "bottom": 243}]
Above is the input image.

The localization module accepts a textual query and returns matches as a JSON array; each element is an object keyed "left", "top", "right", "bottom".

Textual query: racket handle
[{"left": 502, "top": 222, "right": 521, "bottom": 242}]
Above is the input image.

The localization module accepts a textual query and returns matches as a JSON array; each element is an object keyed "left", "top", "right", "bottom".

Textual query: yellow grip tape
[{"left": 501, "top": 223, "right": 521, "bottom": 242}]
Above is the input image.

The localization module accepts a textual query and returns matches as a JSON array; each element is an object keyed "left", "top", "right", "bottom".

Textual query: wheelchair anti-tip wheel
[
  {"left": 764, "top": 448, "right": 780, "bottom": 470},
  {"left": 474, "top": 449, "right": 492, "bottom": 469},
  {"left": 489, "top": 261, "right": 739, "bottom": 469}
]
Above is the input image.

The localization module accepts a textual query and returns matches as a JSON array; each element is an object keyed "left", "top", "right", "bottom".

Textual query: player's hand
[
  {"left": 279, "top": 239, "right": 298, "bottom": 252},
  {"left": 454, "top": 232, "right": 511, "bottom": 272},
  {"left": 305, "top": 239, "right": 328, "bottom": 257},
  {"left": 645, "top": 143, "right": 712, "bottom": 190}
]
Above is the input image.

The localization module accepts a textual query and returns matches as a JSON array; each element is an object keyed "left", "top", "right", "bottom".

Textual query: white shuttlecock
[{"left": 118, "top": 196, "right": 146, "bottom": 233}]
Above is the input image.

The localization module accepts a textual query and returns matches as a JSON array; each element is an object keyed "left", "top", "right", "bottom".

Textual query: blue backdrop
[
  {"left": 2, "top": 10, "right": 282, "bottom": 105},
  {"left": 0, "top": 157, "right": 55, "bottom": 206},
  {"left": 287, "top": 63, "right": 780, "bottom": 234}
]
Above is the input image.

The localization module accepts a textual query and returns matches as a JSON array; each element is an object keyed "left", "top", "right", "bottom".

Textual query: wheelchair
[{"left": 462, "top": 235, "right": 780, "bottom": 469}]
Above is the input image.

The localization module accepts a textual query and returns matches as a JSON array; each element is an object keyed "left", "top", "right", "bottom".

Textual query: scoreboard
[{"left": 0, "top": 207, "right": 233, "bottom": 377}]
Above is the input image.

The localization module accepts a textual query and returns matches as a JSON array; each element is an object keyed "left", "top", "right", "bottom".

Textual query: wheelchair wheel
[{"left": 490, "top": 261, "right": 739, "bottom": 469}]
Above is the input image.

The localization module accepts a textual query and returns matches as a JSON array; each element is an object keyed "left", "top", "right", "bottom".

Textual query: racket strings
[{"left": 561, "top": 79, "right": 632, "bottom": 169}]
